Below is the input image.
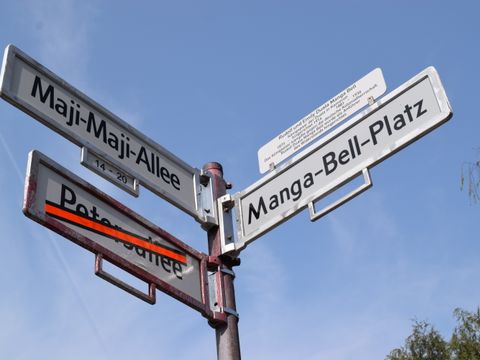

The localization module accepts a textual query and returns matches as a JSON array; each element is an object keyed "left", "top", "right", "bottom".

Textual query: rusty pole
[{"left": 203, "top": 162, "right": 241, "bottom": 360}]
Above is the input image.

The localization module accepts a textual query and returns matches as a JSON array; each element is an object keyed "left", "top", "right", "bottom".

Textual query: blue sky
[{"left": 0, "top": 1, "right": 479, "bottom": 359}]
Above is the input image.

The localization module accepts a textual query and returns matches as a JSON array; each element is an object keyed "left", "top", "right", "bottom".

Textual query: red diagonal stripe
[{"left": 44, "top": 203, "right": 187, "bottom": 264}]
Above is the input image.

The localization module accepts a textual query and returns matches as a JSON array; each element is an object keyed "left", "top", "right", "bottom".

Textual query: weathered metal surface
[
  {"left": 23, "top": 150, "right": 217, "bottom": 319},
  {"left": 203, "top": 162, "right": 241, "bottom": 359}
]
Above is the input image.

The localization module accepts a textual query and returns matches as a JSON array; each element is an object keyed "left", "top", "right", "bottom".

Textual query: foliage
[
  {"left": 386, "top": 320, "right": 449, "bottom": 360},
  {"left": 386, "top": 308, "right": 480, "bottom": 360},
  {"left": 450, "top": 308, "right": 480, "bottom": 359},
  {"left": 461, "top": 150, "right": 480, "bottom": 203}
]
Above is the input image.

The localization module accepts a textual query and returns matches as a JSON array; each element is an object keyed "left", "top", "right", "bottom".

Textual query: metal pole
[{"left": 203, "top": 162, "right": 241, "bottom": 360}]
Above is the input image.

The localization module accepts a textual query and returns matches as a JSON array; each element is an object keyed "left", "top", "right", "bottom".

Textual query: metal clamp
[
  {"left": 222, "top": 307, "right": 240, "bottom": 319},
  {"left": 308, "top": 168, "right": 372, "bottom": 222},
  {"left": 220, "top": 266, "right": 236, "bottom": 278},
  {"left": 207, "top": 256, "right": 222, "bottom": 268},
  {"left": 206, "top": 256, "right": 239, "bottom": 326},
  {"left": 217, "top": 194, "right": 237, "bottom": 255},
  {"left": 197, "top": 170, "right": 218, "bottom": 229},
  {"left": 208, "top": 311, "right": 228, "bottom": 327},
  {"left": 219, "top": 194, "right": 235, "bottom": 212},
  {"left": 209, "top": 307, "right": 239, "bottom": 327},
  {"left": 95, "top": 254, "right": 156, "bottom": 305}
]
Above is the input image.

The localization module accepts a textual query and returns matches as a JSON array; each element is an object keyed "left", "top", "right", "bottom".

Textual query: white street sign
[
  {"left": 224, "top": 67, "right": 452, "bottom": 254},
  {"left": 0, "top": 45, "right": 215, "bottom": 225},
  {"left": 257, "top": 68, "right": 387, "bottom": 174},
  {"left": 24, "top": 150, "right": 214, "bottom": 316}
]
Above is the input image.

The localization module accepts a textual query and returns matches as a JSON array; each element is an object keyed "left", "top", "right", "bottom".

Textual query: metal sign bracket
[
  {"left": 197, "top": 171, "right": 219, "bottom": 228},
  {"left": 308, "top": 168, "right": 372, "bottom": 222},
  {"left": 217, "top": 194, "right": 238, "bottom": 256},
  {"left": 94, "top": 253, "right": 157, "bottom": 305},
  {"left": 206, "top": 255, "right": 240, "bottom": 327},
  {"left": 221, "top": 307, "right": 240, "bottom": 319}
]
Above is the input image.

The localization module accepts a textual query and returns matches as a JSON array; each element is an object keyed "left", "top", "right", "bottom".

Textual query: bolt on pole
[{"left": 203, "top": 162, "right": 241, "bottom": 360}]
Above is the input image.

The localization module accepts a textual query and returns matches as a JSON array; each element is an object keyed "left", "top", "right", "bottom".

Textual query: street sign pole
[{"left": 203, "top": 162, "right": 241, "bottom": 360}]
